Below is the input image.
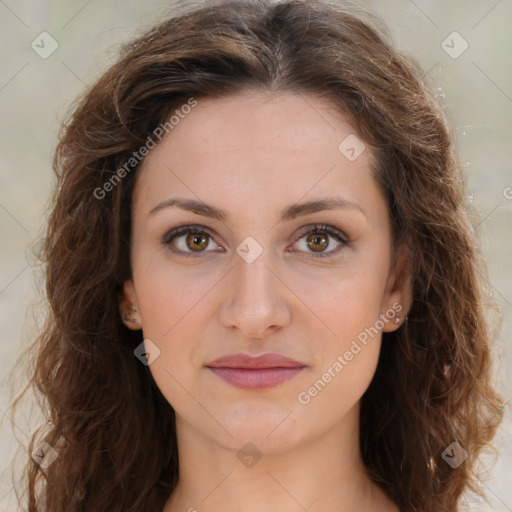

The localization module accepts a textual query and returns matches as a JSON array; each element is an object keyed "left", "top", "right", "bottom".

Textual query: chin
[{"left": 210, "top": 404, "right": 307, "bottom": 450}]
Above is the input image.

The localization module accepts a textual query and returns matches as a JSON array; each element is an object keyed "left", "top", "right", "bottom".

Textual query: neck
[{"left": 163, "top": 403, "right": 398, "bottom": 512}]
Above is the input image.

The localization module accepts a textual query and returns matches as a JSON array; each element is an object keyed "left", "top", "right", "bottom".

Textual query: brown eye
[
  {"left": 305, "top": 232, "right": 329, "bottom": 252},
  {"left": 186, "top": 232, "right": 209, "bottom": 252},
  {"left": 163, "top": 225, "right": 222, "bottom": 258},
  {"left": 290, "top": 224, "right": 350, "bottom": 258}
]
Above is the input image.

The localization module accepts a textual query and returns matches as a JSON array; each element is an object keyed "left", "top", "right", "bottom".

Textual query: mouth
[{"left": 205, "top": 352, "right": 307, "bottom": 390}]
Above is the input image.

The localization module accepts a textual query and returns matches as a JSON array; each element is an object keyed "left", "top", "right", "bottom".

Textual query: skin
[{"left": 120, "top": 89, "right": 412, "bottom": 512}]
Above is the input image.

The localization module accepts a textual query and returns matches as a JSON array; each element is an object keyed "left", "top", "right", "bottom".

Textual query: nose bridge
[
  {"left": 235, "top": 252, "right": 274, "bottom": 304},
  {"left": 219, "top": 247, "right": 290, "bottom": 338}
]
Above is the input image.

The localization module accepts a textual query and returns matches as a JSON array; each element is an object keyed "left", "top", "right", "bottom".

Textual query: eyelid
[
  {"left": 161, "top": 224, "right": 217, "bottom": 245},
  {"left": 287, "top": 223, "right": 350, "bottom": 258},
  {"left": 292, "top": 223, "right": 349, "bottom": 245}
]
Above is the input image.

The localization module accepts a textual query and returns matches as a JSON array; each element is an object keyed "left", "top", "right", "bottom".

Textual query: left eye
[{"left": 290, "top": 224, "right": 350, "bottom": 258}]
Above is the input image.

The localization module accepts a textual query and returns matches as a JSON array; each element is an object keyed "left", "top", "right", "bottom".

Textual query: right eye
[{"left": 162, "top": 225, "right": 224, "bottom": 258}]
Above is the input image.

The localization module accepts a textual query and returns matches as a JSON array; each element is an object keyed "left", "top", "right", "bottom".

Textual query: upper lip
[{"left": 206, "top": 353, "right": 306, "bottom": 369}]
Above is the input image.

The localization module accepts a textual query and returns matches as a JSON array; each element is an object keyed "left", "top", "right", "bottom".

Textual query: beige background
[{"left": 0, "top": 0, "right": 510, "bottom": 510}]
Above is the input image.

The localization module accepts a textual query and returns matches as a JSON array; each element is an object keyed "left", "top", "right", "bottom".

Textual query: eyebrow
[{"left": 148, "top": 196, "right": 366, "bottom": 222}]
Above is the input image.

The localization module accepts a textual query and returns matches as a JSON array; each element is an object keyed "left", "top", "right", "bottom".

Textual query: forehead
[
  {"left": 133, "top": 89, "right": 383, "bottom": 224},
  {"left": 147, "top": 89, "right": 356, "bottom": 157}
]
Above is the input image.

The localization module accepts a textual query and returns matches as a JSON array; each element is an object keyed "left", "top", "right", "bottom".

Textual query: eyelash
[{"left": 162, "top": 224, "right": 350, "bottom": 259}]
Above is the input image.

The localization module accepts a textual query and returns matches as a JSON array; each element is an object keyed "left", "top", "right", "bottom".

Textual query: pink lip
[{"left": 205, "top": 353, "right": 307, "bottom": 390}]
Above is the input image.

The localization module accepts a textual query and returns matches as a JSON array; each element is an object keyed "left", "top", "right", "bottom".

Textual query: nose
[{"left": 218, "top": 251, "right": 291, "bottom": 339}]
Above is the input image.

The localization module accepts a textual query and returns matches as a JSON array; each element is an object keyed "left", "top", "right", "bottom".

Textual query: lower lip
[{"left": 207, "top": 367, "right": 305, "bottom": 389}]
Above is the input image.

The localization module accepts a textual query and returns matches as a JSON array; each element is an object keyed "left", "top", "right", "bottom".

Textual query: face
[{"left": 120, "top": 89, "right": 411, "bottom": 453}]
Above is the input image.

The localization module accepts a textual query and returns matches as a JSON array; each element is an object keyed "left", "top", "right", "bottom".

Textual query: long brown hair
[{"left": 10, "top": 0, "right": 504, "bottom": 510}]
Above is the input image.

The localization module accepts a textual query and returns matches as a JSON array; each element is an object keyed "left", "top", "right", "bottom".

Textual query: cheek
[
  {"left": 293, "top": 267, "right": 388, "bottom": 409},
  {"left": 291, "top": 262, "right": 387, "bottom": 402},
  {"left": 296, "top": 337, "right": 382, "bottom": 423},
  {"left": 289, "top": 259, "right": 389, "bottom": 342},
  {"left": 133, "top": 255, "right": 221, "bottom": 338},
  {"left": 135, "top": 282, "right": 206, "bottom": 413},
  {"left": 306, "top": 282, "right": 384, "bottom": 398},
  {"left": 131, "top": 260, "right": 223, "bottom": 403}
]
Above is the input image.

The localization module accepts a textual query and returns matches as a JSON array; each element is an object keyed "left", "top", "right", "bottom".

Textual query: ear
[
  {"left": 119, "top": 279, "right": 142, "bottom": 330},
  {"left": 381, "top": 244, "right": 413, "bottom": 333}
]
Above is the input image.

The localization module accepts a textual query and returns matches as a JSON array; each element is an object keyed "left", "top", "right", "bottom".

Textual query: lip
[
  {"left": 206, "top": 353, "right": 305, "bottom": 369},
  {"left": 205, "top": 353, "right": 307, "bottom": 390}
]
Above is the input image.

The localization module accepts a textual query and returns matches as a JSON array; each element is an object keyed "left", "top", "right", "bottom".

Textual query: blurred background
[{"left": 0, "top": 0, "right": 510, "bottom": 510}]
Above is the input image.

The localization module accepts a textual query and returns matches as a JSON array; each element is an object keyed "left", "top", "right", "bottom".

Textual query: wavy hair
[{"left": 10, "top": 0, "right": 504, "bottom": 510}]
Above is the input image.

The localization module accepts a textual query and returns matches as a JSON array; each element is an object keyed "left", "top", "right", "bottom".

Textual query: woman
[{"left": 15, "top": 0, "right": 504, "bottom": 510}]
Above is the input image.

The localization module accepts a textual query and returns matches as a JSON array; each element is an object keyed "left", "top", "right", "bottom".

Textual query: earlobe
[
  {"left": 119, "top": 279, "right": 142, "bottom": 330},
  {"left": 382, "top": 244, "right": 413, "bottom": 333}
]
